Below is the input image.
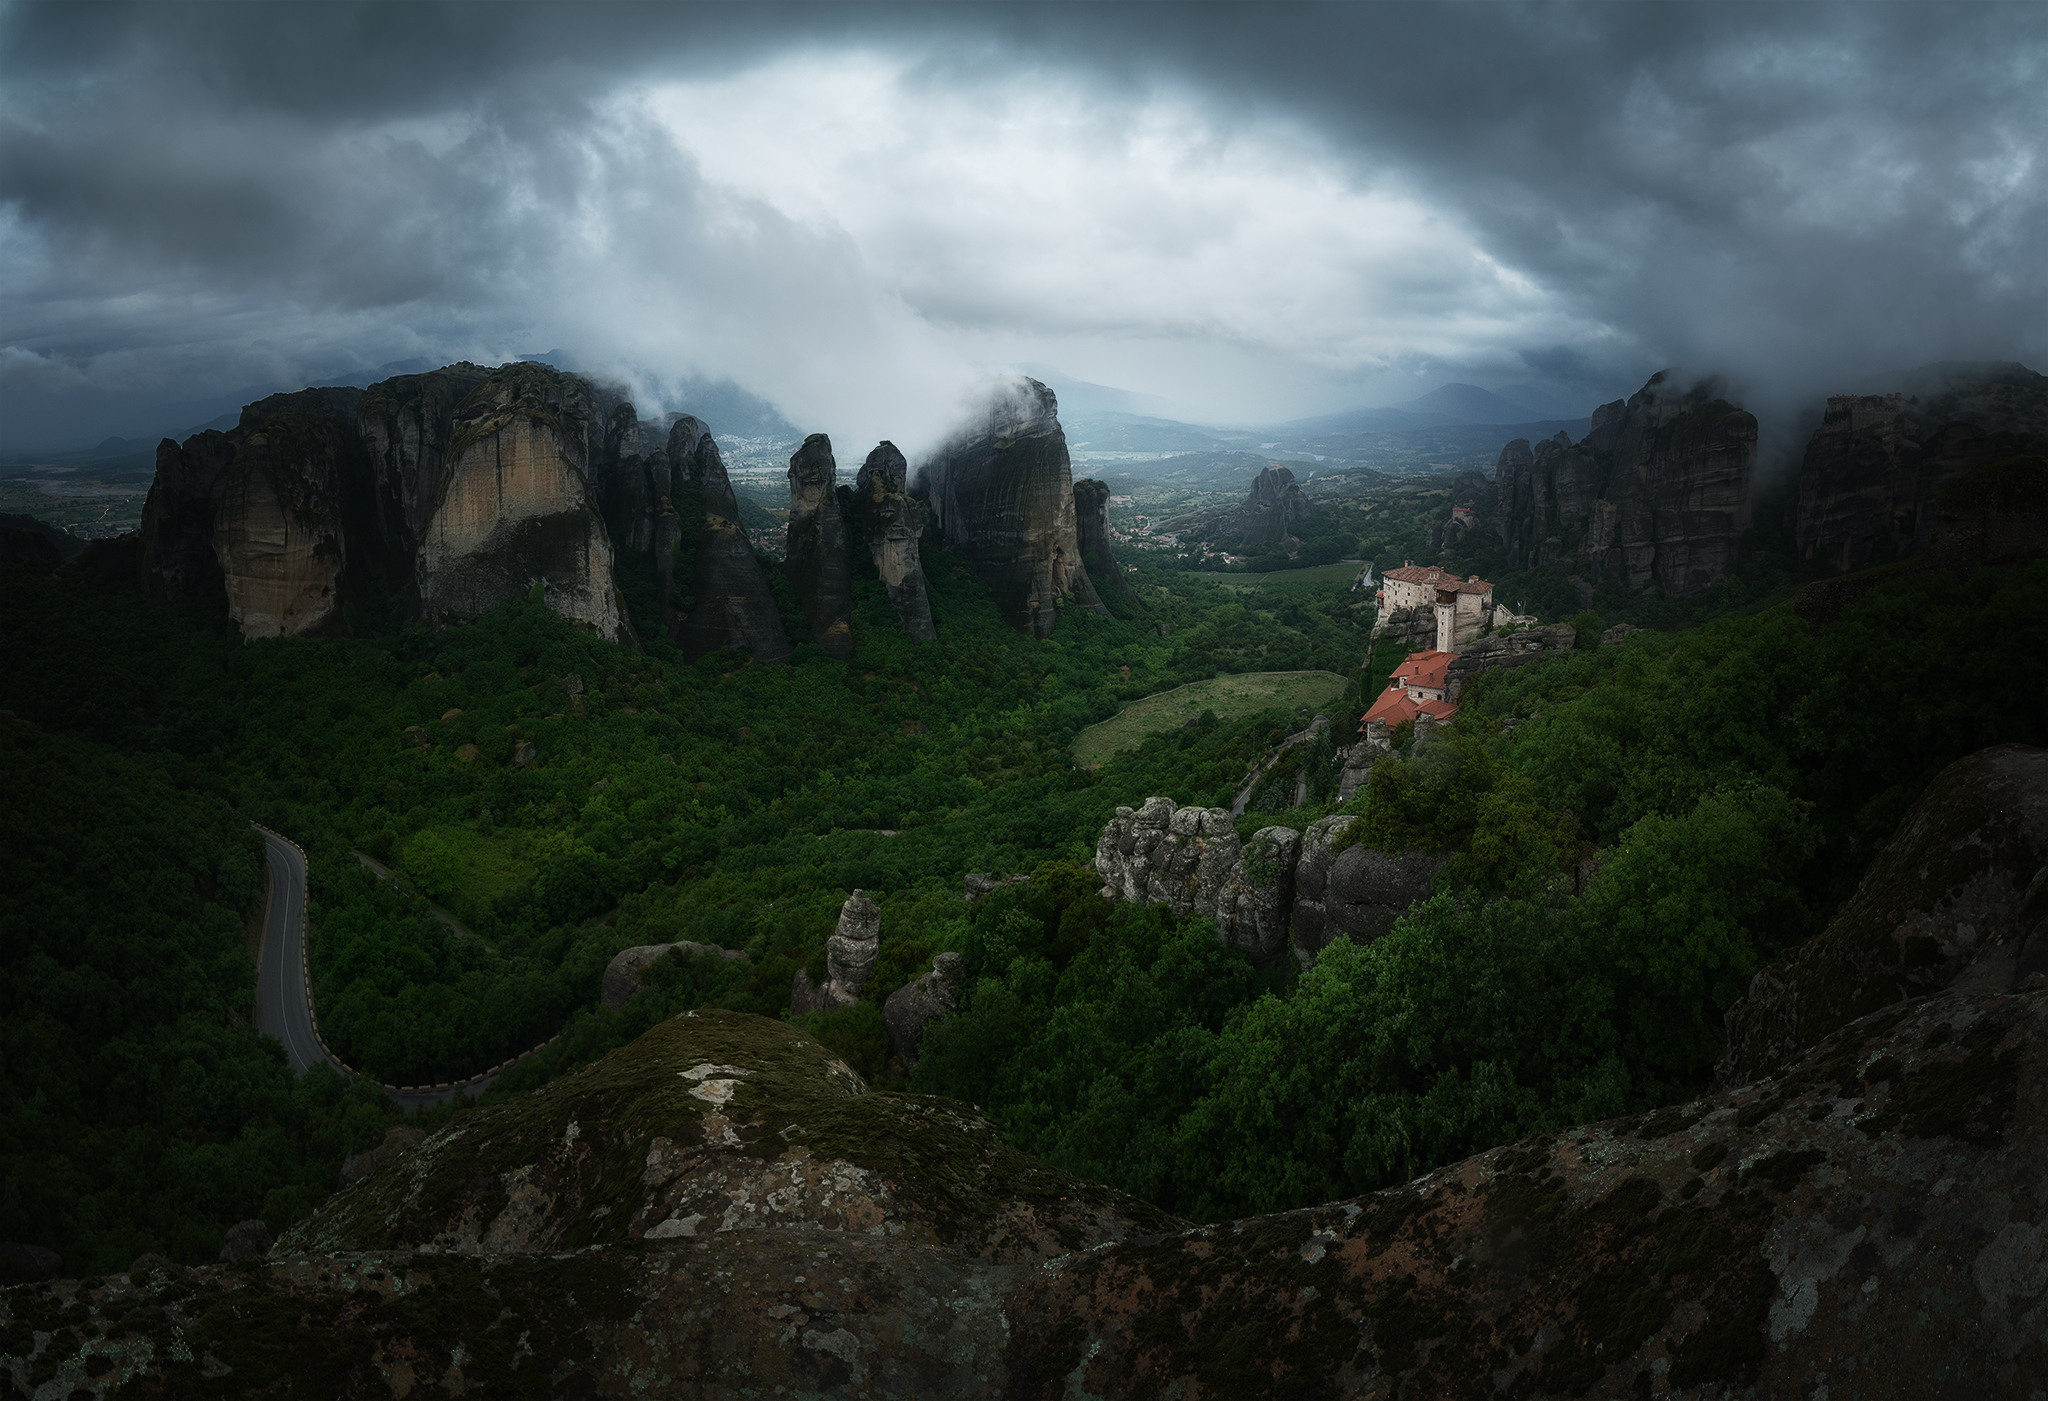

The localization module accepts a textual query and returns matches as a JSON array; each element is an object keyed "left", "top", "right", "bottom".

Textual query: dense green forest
[{"left": 2, "top": 479, "right": 2042, "bottom": 1271}]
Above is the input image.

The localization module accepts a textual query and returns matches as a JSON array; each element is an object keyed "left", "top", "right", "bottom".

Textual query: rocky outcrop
[
  {"left": 1093, "top": 797, "right": 1312, "bottom": 962},
  {"left": 883, "top": 950, "right": 966, "bottom": 1072},
  {"left": 1095, "top": 799, "right": 1450, "bottom": 966},
  {"left": 1494, "top": 370, "right": 1756, "bottom": 598},
  {"left": 417, "top": 364, "right": 629, "bottom": 641},
  {"left": 132, "top": 361, "right": 640, "bottom": 642},
  {"left": 283, "top": 1008, "right": 1176, "bottom": 1262},
  {"left": 1793, "top": 362, "right": 2048, "bottom": 572},
  {"left": 784, "top": 434, "right": 854, "bottom": 658},
  {"left": 852, "top": 440, "right": 937, "bottom": 641},
  {"left": 913, "top": 377, "right": 1108, "bottom": 638},
  {"left": 1236, "top": 463, "right": 1308, "bottom": 551},
  {"left": 1442, "top": 620, "right": 1578, "bottom": 698},
  {"left": 671, "top": 420, "right": 792, "bottom": 662},
  {"left": 1071, "top": 477, "right": 1136, "bottom": 603},
  {"left": 336, "top": 1124, "right": 425, "bottom": 1188},
  {"left": 791, "top": 891, "right": 882, "bottom": 1014},
  {"left": 1719, "top": 743, "right": 2048, "bottom": 1088},
  {"left": 0, "top": 1242, "right": 61, "bottom": 1285},
  {"left": 601, "top": 940, "right": 749, "bottom": 1010}
]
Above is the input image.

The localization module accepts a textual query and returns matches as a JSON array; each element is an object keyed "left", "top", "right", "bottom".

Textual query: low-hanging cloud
[{"left": 0, "top": 0, "right": 2041, "bottom": 455}]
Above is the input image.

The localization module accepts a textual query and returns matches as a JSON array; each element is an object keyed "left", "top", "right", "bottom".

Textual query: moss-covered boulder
[
  {"left": 1718, "top": 743, "right": 2048, "bottom": 1087},
  {"left": 280, "top": 1008, "right": 1180, "bottom": 1263}
]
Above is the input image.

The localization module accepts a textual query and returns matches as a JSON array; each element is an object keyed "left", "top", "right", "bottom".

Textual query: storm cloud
[{"left": 2, "top": 0, "right": 2041, "bottom": 452}]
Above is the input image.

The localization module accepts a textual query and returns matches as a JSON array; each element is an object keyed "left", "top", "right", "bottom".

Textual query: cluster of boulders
[
  {"left": 599, "top": 940, "right": 750, "bottom": 1010},
  {"left": 1093, "top": 797, "right": 1446, "bottom": 964}
]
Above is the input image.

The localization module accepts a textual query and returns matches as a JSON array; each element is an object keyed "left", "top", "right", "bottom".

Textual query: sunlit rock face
[
  {"left": 1494, "top": 370, "right": 1756, "bottom": 598},
  {"left": 854, "top": 440, "right": 937, "bottom": 641},
  {"left": 1072, "top": 476, "right": 1136, "bottom": 603},
  {"left": 136, "top": 361, "right": 637, "bottom": 643},
  {"left": 1793, "top": 362, "right": 2048, "bottom": 573},
  {"left": 416, "top": 364, "right": 629, "bottom": 643},
  {"left": 784, "top": 434, "right": 854, "bottom": 658},
  {"left": 672, "top": 419, "right": 792, "bottom": 662},
  {"left": 914, "top": 376, "right": 1108, "bottom": 638}
]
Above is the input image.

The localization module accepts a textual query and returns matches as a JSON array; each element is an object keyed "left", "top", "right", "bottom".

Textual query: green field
[
  {"left": 1196, "top": 561, "right": 1371, "bottom": 592},
  {"left": 1073, "top": 670, "right": 1349, "bottom": 766}
]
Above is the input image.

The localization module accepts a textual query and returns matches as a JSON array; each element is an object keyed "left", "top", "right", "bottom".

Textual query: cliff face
[
  {"left": 416, "top": 364, "right": 628, "bottom": 642},
  {"left": 135, "top": 361, "right": 636, "bottom": 642},
  {"left": 1072, "top": 477, "right": 1136, "bottom": 603},
  {"left": 784, "top": 434, "right": 854, "bottom": 658},
  {"left": 1793, "top": 362, "right": 2048, "bottom": 572},
  {"left": 672, "top": 420, "right": 792, "bottom": 662},
  {"left": 853, "top": 440, "right": 937, "bottom": 641},
  {"left": 1494, "top": 371, "right": 1756, "bottom": 598},
  {"left": 914, "top": 377, "right": 1108, "bottom": 638},
  {"left": 1238, "top": 463, "right": 1308, "bottom": 551}
]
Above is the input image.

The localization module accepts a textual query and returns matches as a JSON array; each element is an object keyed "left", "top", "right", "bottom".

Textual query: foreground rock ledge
[{"left": 5, "top": 984, "right": 2045, "bottom": 1398}]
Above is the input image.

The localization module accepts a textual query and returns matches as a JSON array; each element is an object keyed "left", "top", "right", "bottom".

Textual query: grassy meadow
[{"left": 1072, "top": 669, "right": 1350, "bottom": 766}]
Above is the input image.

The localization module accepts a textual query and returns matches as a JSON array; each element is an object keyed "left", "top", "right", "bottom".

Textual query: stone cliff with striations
[
  {"left": 913, "top": 377, "right": 1109, "bottom": 638},
  {"left": 1493, "top": 370, "right": 1757, "bottom": 598},
  {"left": 784, "top": 434, "right": 855, "bottom": 658},
  {"left": 135, "top": 361, "right": 642, "bottom": 643},
  {"left": 1071, "top": 476, "right": 1137, "bottom": 605},
  {"left": 1237, "top": 462, "right": 1310, "bottom": 552},
  {"left": 669, "top": 418, "right": 792, "bottom": 662},
  {"left": 851, "top": 440, "right": 937, "bottom": 641},
  {"left": 1793, "top": 361, "right": 2048, "bottom": 573},
  {"left": 12, "top": 745, "right": 2048, "bottom": 1397}
]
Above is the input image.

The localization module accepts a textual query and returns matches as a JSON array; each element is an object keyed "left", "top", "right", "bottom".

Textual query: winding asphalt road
[
  {"left": 252, "top": 827, "right": 341, "bottom": 1078},
  {"left": 252, "top": 825, "right": 516, "bottom": 1109}
]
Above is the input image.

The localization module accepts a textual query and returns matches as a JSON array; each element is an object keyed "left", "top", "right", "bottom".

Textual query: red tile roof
[
  {"left": 1391, "top": 649, "right": 1454, "bottom": 691},
  {"left": 1382, "top": 564, "right": 1492, "bottom": 594},
  {"left": 1360, "top": 687, "right": 1459, "bottom": 730}
]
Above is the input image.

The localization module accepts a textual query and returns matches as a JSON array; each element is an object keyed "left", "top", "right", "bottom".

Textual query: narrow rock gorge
[{"left": 913, "top": 376, "right": 1109, "bottom": 638}]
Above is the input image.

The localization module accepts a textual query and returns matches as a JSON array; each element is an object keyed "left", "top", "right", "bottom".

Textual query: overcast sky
[{"left": 2, "top": 0, "right": 2043, "bottom": 455}]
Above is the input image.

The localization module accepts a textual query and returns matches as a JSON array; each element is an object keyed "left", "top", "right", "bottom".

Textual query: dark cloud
[{"left": 1, "top": 0, "right": 2040, "bottom": 453}]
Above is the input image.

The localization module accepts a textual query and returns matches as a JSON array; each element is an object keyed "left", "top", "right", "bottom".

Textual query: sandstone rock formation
[
  {"left": 791, "top": 890, "right": 883, "bottom": 1014},
  {"left": 132, "top": 361, "right": 640, "bottom": 643},
  {"left": 1236, "top": 462, "right": 1308, "bottom": 552},
  {"left": 851, "top": 441, "right": 937, "bottom": 640},
  {"left": 416, "top": 364, "right": 629, "bottom": 641},
  {"left": 913, "top": 377, "right": 1109, "bottom": 638},
  {"left": 883, "top": 950, "right": 966, "bottom": 1072},
  {"left": 601, "top": 941, "right": 750, "bottom": 1010},
  {"left": 1792, "top": 362, "right": 2048, "bottom": 573},
  {"left": 1719, "top": 743, "right": 2048, "bottom": 1087},
  {"left": 1071, "top": 477, "right": 1137, "bottom": 603},
  {"left": 1493, "top": 371, "right": 1757, "bottom": 598},
  {"left": 671, "top": 420, "right": 792, "bottom": 662},
  {"left": 1094, "top": 797, "right": 1308, "bottom": 961},
  {"left": 1095, "top": 799, "right": 1451, "bottom": 966},
  {"left": 784, "top": 434, "right": 855, "bottom": 658},
  {"left": 1441, "top": 620, "right": 1578, "bottom": 699}
]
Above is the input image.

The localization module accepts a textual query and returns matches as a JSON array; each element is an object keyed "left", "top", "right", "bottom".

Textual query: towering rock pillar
[
  {"left": 853, "top": 441, "right": 937, "bottom": 641},
  {"left": 784, "top": 434, "right": 855, "bottom": 659},
  {"left": 1073, "top": 477, "right": 1137, "bottom": 604},
  {"left": 670, "top": 419, "right": 792, "bottom": 662},
  {"left": 914, "top": 377, "right": 1109, "bottom": 638},
  {"left": 1237, "top": 465, "right": 1308, "bottom": 553}
]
